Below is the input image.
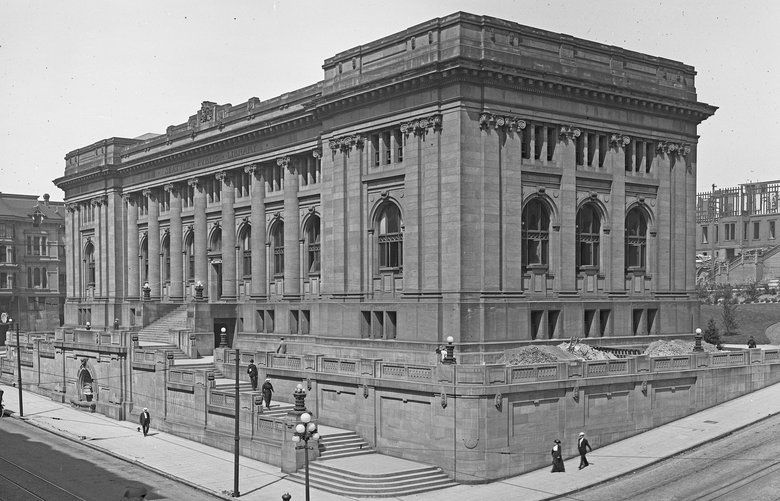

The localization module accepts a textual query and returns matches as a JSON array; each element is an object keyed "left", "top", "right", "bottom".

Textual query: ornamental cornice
[
  {"left": 478, "top": 113, "right": 526, "bottom": 132},
  {"left": 329, "top": 134, "right": 364, "bottom": 153},
  {"left": 399, "top": 114, "right": 442, "bottom": 137}
]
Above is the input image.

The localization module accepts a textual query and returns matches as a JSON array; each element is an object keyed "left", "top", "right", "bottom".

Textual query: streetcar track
[
  {"left": 687, "top": 460, "right": 780, "bottom": 501},
  {"left": 0, "top": 455, "right": 88, "bottom": 501}
]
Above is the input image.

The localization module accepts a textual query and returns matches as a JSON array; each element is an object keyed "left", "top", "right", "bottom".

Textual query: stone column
[
  {"left": 93, "top": 198, "right": 104, "bottom": 299},
  {"left": 246, "top": 164, "right": 267, "bottom": 299},
  {"left": 558, "top": 126, "right": 579, "bottom": 292},
  {"left": 144, "top": 188, "right": 161, "bottom": 300},
  {"left": 609, "top": 135, "right": 628, "bottom": 292},
  {"left": 73, "top": 205, "right": 82, "bottom": 299},
  {"left": 281, "top": 156, "right": 300, "bottom": 299},
  {"left": 126, "top": 194, "right": 140, "bottom": 299},
  {"left": 166, "top": 184, "right": 184, "bottom": 301},
  {"left": 217, "top": 171, "right": 236, "bottom": 300},
  {"left": 65, "top": 204, "right": 75, "bottom": 299},
  {"left": 655, "top": 144, "right": 671, "bottom": 291},
  {"left": 190, "top": 178, "right": 208, "bottom": 299}
]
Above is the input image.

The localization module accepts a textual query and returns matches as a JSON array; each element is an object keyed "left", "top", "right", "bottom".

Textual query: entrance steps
[
  {"left": 137, "top": 305, "right": 188, "bottom": 345},
  {"left": 288, "top": 450, "right": 457, "bottom": 497},
  {"left": 317, "top": 431, "right": 373, "bottom": 460}
]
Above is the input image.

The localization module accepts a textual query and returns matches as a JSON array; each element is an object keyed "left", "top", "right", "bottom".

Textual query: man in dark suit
[
  {"left": 577, "top": 431, "right": 593, "bottom": 469},
  {"left": 139, "top": 407, "right": 151, "bottom": 436},
  {"left": 247, "top": 359, "right": 258, "bottom": 390}
]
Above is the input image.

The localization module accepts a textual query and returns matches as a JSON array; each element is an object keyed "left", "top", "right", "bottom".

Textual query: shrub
[{"left": 702, "top": 318, "right": 721, "bottom": 346}]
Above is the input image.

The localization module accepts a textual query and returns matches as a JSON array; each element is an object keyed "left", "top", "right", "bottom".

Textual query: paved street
[
  {"left": 575, "top": 412, "right": 780, "bottom": 501},
  {"left": 0, "top": 413, "right": 215, "bottom": 501}
]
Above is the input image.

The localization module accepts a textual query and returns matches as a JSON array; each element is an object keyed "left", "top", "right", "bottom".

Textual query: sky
[{"left": 1, "top": 0, "right": 778, "bottom": 201}]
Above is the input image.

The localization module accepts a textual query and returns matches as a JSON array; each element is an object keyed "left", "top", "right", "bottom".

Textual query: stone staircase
[
  {"left": 137, "top": 305, "right": 188, "bottom": 345},
  {"left": 288, "top": 454, "right": 457, "bottom": 497},
  {"left": 137, "top": 305, "right": 190, "bottom": 359},
  {"left": 318, "top": 431, "right": 373, "bottom": 460}
]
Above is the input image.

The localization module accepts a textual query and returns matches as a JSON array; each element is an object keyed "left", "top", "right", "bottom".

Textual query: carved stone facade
[{"left": 51, "top": 12, "right": 717, "bottom": 483}]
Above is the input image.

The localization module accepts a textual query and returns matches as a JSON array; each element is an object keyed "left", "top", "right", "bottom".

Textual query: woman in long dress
[{"left": 551, "top": 439, "right": 565, "bottom": 472}]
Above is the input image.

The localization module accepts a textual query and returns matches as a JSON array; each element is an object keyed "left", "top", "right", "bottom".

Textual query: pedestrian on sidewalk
[
  {"left": 139, "top": 407, "right": 151, "bottom": 436},
  {"left": 551, "top": 439, "right": 565, "bottom": 472},
  {"left": 577, "top": 432, "right": 592, "bottom": 469},
  {"left": 0, "top": 388, "right": 4, "bottom": 418},
  {"left": 247, "top": 359, "right": 258, "bottom": 391},
  {"left": 261, "top": 378, "right": 274, "bottom": 409},
  {"left": 276, "top": 337, "right": 287, "bottom": 354}
]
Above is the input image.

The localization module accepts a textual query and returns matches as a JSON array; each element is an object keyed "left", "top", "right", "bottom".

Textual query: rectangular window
[
  {"left": 546, "top": 127, "right": 555, "bottom": 162},
  {"left": 743, "top": 222, "right": 749, "bottom": 240},
  {"left": 754, "top": 221, "right": 760, "bottom": 239},
  {"left": 360, "top": 311, "right": 371, "bottom": 339},
  {"left": 290, "top": 310, "right": 299, "bottom": 334},
  {"left": 265, "top": 310, "right": 275, "bottom": 333},
  {"left": 598, "top": 135, "right": 607, "bottom": 167},
  {"left": 584, "top": 309, "right": 597, "bottom": 338},
  {"left": 256, "top": 310, "right": 265, "bottom": 333},
  {"left": 645, "top": 142, "right": 654, "bottom": 173},
  {"left": 0, "top": 245, "right": 5, "bottom": 263},
  {"left": 647, "top": 308, "right": 658, "bottom": 334},
  {"left": 701, "top": 226, "right": 708, "bottom": 244},
  {"left": 632, "top": 309, "right": 644, "bottom": 336},
  {"left": 714, "top": 225, "right": 719, "bottom": 243},
  {"left": 534, "top": 126, "right": 543, "bottom": 160},
  {"left": 599, "top": 309, "right": 611, "bottom": 337},
  {"left": 547, "top": 310, "right": 561, "bottom": 339},
  {"left": 385, "top": 311, "right": 397, "bottom": 340},
  {"left": 27, "top": 236, "right": 32, "bottom": 255},
  {"left": 725, "top": 223, "right": 735, "bottom": 241},
  {"left": 530, "top": 310, "right": 544, "bottom": 340},
  {"left": 575, "top": 133, "right": 584, "bottom": 166},
  {"left": 395, "top": 130, "right": 404, "bottom": 163},
  {"left": 0, "top": 272, "right": 6, "bottom": 289},
  {"left": 371, "top": 134, "right": 380, "bottom": 167},
  {"left": 586, "top": 133, "right": 596, "bottom": 166},
  {"left": 383, "top": 131, "right": 392, "bottom": 165},
  {"left": 371, "top": 311, "right": 384, "bottom": 339},
  {"left": 770, "top": 221, "right": 776, "bottom": 239},
  {"left": 521, "top": 128, "right": 530, "bottom": 159},
  {"left": 625, "top": 141, "right": 634, "bottom": 172},
  {"left": 301, "top": 310, "right": 310, "bottom": 335}
]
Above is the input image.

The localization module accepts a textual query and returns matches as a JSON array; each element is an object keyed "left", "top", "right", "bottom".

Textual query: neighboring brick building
[
  {"left": 0, "top": 193, "right": 66, "bottom": 333},
  {"left": 696, "top": 180, "right": 780, "bottom": 284},
  {"left": 54, "top": 13, "right": 716, "bottom": 352}
]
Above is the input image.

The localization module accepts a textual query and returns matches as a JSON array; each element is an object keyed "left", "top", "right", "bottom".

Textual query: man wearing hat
[
  {"left": 139, "top": 407, "right": 151, "bottom": 436},
  {"left": 551, "top": 439, "right": 565, "bottom": 472},
  {"left": 577, "top": 431, "right": 593, "bottom": 469},
  {"left": 247, "top": 358, "right": 259, "bottom": 390},
  {"left": 261, "top": 378, "right": 274, "bottom": 410}
]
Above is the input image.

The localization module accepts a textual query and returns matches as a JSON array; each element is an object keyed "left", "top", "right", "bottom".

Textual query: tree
[
  {"left": 744, "top": 281, "right": 761, "bottom": 303},
  {"left": 721, "top": 300, "right": 739, "bottom": 336},
  {"left": 702, "top": 318, "right": 721, "bottom": 347}
]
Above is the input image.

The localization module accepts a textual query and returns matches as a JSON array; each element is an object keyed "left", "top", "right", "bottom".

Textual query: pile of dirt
[
  {"left": 498, "top": 339, "right": 617, "bottom": 365},
  {"left": 643, "top": 339, "right": 719, "bottom": 357},
  {"left": 557, "top": 340, "right": 618, "bottom": 361}
]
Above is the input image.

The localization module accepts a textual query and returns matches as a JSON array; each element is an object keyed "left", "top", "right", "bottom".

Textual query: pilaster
[
  {"left": 166, "top": 184, "right": 184, "bottom": 301},
  {"left": 144, "top": 188, "right": 161, "bottom": 299},
  {"left": 246, "top": 164, "right": 267, "bottom": 299},
  {"left": 558, "top": 125, "right": 579, "bottom": 292},
  {"left": 282, "top": 156, "right": 300, "bottom": 299},
  {"left": 125, "top": 194, "right": 139, "bottom": 300},
  {"left": 217, "top": 171, "right": 236, "bottom": 300},
  {"left": 190, "top": 177, "right": 208, "bottom": 299}
]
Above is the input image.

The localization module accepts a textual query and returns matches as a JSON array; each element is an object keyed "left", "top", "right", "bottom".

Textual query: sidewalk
[{"left": 2, "top": 381, "right": 780, "bottom": 501}]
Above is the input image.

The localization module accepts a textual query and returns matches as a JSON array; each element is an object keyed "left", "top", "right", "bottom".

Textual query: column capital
[
  {"left": 329, "top": 134, "right": 364, "bottom": 152},
  {"left": 558, "top": 125, "right": 581, "bottom": 141},
  {"left": 187, "top": 177, "right": 201, "bottom": 188},
  {"left": 163, "top": 183, "right": 180, "bottom": 196},
  {"left": 478, "top": 113, "right": 525, "bottom": 132},
  {"left": 609, "top": 134, "right": 631, "bottom": 149},
  {"left": 400, "top": 113, "right": 443, "bottom": 137},
  {"left": 276, "top": 156, "right": 291, "bottom": 169},
  {"left": 142, "top": 187, "right": 158, "bottom": 200},
  {"left": 91, "top": 195, "right": 108, "bottom": 206},
  {"left": 312, "top": 148, "right": 323, "bottom": 159},
  {"left": 244, "top": 164, "right": 257, "bottom": 176},
  {"left": 215, "top": 170, "right": 233, "bottom": 186},
  {"left": 65, "top": 203, "right": 77, "bottom": 213}
]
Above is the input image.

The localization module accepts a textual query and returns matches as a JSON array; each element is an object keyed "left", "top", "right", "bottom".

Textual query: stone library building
[{"left": 48, "top": 12, "right": 724, "bottom": 481}]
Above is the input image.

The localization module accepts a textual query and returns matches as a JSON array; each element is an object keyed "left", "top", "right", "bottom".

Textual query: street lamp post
[
  {"left": 442, "top": 335, "right": 457, "bottom": 364},
  {"left": 292, "top": 411, "right": 320, "bottom": 501},
  {"left": 693, "top": 328, "right": 704, "bottom": 352},
  {"left": 14, "top": 320, "right": 23, "bottom": 416},
  {"left": 220, "top": 327, "right": 228, "bottom": 348}
]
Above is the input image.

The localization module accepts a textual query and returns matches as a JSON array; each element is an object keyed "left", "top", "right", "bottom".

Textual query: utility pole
[
  {"left": 15, "top": 321, "right": 23, "bottom": 417},
  {"left": 233, "top": 348, "right": 240, "bottom": 497}
]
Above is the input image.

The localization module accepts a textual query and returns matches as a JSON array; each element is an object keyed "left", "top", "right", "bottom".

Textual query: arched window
[
  {"left": 161, "top": 234, "right": 170, "bottom": 282},
  {"left": 576, "top": 204, "right": 601, "bottom": 270},
  {"left": 85, "top": 242, "right": 96, "bottom": 286},
  {"left": 239, "top": 225, "right": 251, "bottom": 278},
  {"left": 522, "top": 199, "right": 550, "bottom": 269},
  {"left": 184, "top": 232, "right": 195, "bottom": 282},
  {"left": 271, "top": 221, "right": 284, "bottom": 277},
  {"left": 210, "top": 228, "right": 222, "bottom": 254},
  {"left": 305, "top": 215, "right": 321, "bottom": 276},
  {"left": 377, "top": 203, "right": 403, "bottom": 271},
  {"left": 139, "top": 238, "right": 148, "bottom": 283},
  {"left": 625, "top": 208, "right": 648, "bottom": 270}
]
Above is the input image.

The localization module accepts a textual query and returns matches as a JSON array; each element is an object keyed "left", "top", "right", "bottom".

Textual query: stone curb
[
  {"left": 7, "top": 412, "right": 234, "bottom": 501},
  {"left": 543, "top": 409, "right": 780, "bottom": 500}
]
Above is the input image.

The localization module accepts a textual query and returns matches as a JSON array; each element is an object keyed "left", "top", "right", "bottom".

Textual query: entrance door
[{"left": 213, "top": 318, "right": 237, "bottom": 348}]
